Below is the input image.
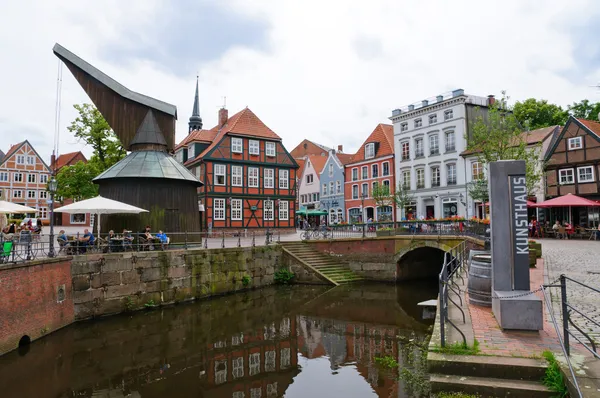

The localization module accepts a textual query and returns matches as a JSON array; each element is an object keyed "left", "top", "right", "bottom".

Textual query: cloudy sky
[{"left": 1, "top": 0, "right": 599, "bottom": 163}]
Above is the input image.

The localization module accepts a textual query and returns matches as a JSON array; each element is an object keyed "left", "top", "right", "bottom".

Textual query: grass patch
[
  {"left": 374, "top": 355, "right": 399, "bottom": 369},
  {"left": 433, "top": 393, "right": 480, "bottom": 398},
  {"left": 431, "top": 339, "right": 480, "bottom": 355},
  {"left": 542, "top": 350, "right": 569, "bottom": 398}
]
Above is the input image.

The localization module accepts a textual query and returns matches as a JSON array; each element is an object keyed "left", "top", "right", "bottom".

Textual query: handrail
[{"left": 439, "top": 241, "right": 467, "bottom": 347}]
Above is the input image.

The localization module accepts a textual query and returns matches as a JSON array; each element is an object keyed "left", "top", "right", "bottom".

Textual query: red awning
[{"left": 534, "top": 193, "right": 600, "bottom": 208}]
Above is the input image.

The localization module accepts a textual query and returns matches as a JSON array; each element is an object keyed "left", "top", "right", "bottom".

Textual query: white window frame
[
  {"left": 231, "top": 137, "right": 243, "bottom": 153},
  {"left": 279, "top": 169, "right": 289, "bottom": 189},
  {"left": 306, "top": 173, "right": 313, "bottom": 184},
  {"left": 0, "top": 172, "right": 7, "bottom": 182},
  {"left": 415, "top": 118, "right": 422, "bottom": 128},
  {"left": 429, "top": 114, "right": 437, "bottom": 124},
  {"left": 415, "top": 138, "right": 423, "bottom": 157},
  {"left": 323, "top": 183, "right": 328, "bottom": 195},
  {"left": 279, "top": 200, "right": 289, "bottom": 220},
  {"left": 336, "top": 180, "right": 341, "bottom": 193},
  {"left": 352, "top": 168, "right": 358, "bottom": 181},
  {"left": 249, "top": 139, "right": 260, "bottom": 155},
  {"left": 40, "top": 174, "right": 48, "bottom": 184},
  {"left": 382, "top": 161, "right": 390, "bottom": 176},
  {"left": 559, "top": 168, "right": 575, "bottom": 185},
  {"left": 232, "top": 165, "right": 243, "bottom": 186},
  {"left": 266, "top": 142, "right": 276, "bottom": 157},
  {"left": 27, "top": 173, "right": 36, "bottom": 183},
  {"left": 445, "top": 131, "right": 456, "bottom": 151},
  {"left": 213, "top": 199, "right": 225, "bottom": 220},
  {"left": 39, "top": 191, "right": 48, "bottom": 199},
  {"left": 447, "top": 163, "right": 457, "bottom": 185},
  {"left": 329, "top": 181, "right": 334, "bottom": 195},
  {"left": 568, "top": 137, "right": 583, "bottom": 150},
  {"left": 70, "top": 213, "right": 86, "bottom": 224},
  {"left": 402, "top": 171, "right": 411, "bottom": 189},
  {"left": 26, "top": 155, "right": 35, "bottom": 165},
  {"left": 416, "top": 169, "right": 425, "bottom": 188},
  {"left": 365, "top": 143, "right": 375, "bottom": 159},
  {"left": 401, "top": 141, "right": 410, "bottom": 160},
  {"left": 577, "top": 166, "right": 594, "bottom": 183},
  {"left": 264, "top": 200, "right": 274, "bottom": 220},
  {"left": 352, "top": 184, "right": 359, "bottom": 199},
  {"left": 231, "top": 199, "right": 242, "bottom": 220},
  {"left": 214, "top": 164, "right": 226, "bottom": 186},
  {"left": 431, "top": 166, "right": 440, "bottom": 187},
  {"left": 400, "top": 122, "right": 408, "bottom": 132},
  {"left": 264, "top": 168, "right": 274, "bottom": 188},
  {"left": 248, "top": 167, "right": 259, "bottom": 187},
  {"left": 429, "top": 134, "right": 439, "bottom": 155},
  {"left": 329, "top": 163, "right": 334, "bottom": 177},
  {"left": 361, "top": 183, "right": 368, "bottom": 197},
  {"left": 361, "top": 166, "right": 368, "bottom": 180},
  {"left": 27, "top": 190, "right": 36, "bottom": 199},
  {"left": 38, "top": 207, "right": 48, "bottom": 219},
  {"left": 372, "top": 163, "right": 379, "bottom": 178},
  {"left": 444, "top": 109, "right": 454, "bottom": 120},
  {"left": 16, "top": 155, "right": 25, "bottom": 164},
  {"left": 232, "top": 357, "right": 244, "bottom": 379},
  {"left": 14, "top": 173, "right": 23, "bottom": 182},
  {"left": 13, "top": 190, "right": 22, "bottom": 198},
  {"left": 471, "top": 162, "right": 484, "bottom": 181}
]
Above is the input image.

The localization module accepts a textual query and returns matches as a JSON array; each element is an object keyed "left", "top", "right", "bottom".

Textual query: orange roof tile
[
  {"left": 579, "top": 118, "right": 600, "bottom": 138},
  {"left": 336, "top": 153, "right": 354, "bottom": 165},
  {"left": 52, "top": 151, "right": 87, "bottom": 170},
  {"left": 3, "top": 141, "right": 25, "bottom": 161},
  {"left": 175, "top": 129, "right": 218, "bottom": 150},
  {"left": 307, "top": 154, "right": 328, "bottom": 174},
  {"left": 296, "top": 158, "right": 306, "bottom": 179},
  {"left": 347, "top": 124, "right": 394, "bottom": 164}
]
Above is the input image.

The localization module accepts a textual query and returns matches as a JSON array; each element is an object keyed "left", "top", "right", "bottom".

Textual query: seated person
[
  {"left": 552, "top": 220, "right": 561, "bottom": 231},
  {"left": 57, "top": 230, "right": 68, "bottom": 241},
  {"left": 156, "top": 230, "right": 168, "bottom": 244},
  {"left": 33, "top": 219, "right": 43, "bottom": 234},
  {"left": 57, "top": 230, "right": 69, "bottom": 253},
  {"left": 122, "top": 229, "right": 134, "bottom": 249},
  {"left": 143, "top": 225, "right": 155, "bottom": 249},
  {"left": 78, "top": 229, "right": 95, "bottom": 252},
  {"left": 107, "top": 230, "right": 116, "bottom": 252}
]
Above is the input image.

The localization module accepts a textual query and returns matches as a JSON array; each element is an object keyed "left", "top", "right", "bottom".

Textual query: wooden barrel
[{"left": 468, "top": 250, "right": 492, "bottom": 307}]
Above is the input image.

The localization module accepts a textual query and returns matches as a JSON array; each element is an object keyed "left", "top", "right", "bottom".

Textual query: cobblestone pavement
[{"left": 541, "top": 238, "right": 600, "bottom": 344}]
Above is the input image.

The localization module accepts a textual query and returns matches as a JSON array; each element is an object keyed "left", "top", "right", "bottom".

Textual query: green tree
[
  {"left": 513, "top": 98, "right": 569, "bottom": 129},
  {"left": 68, "top": 103, "right": 126, "bottom": 170},
  {"left": 568, "top": 99, "right": 600, "bottom": 121},
  {"left": 467, "top": 91, "right": 544, "bottom": 196},
  {"left": 55, "top": 161, "right": 100, "bottom": 202}
]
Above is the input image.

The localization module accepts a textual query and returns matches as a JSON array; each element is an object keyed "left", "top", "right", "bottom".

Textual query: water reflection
[{"left": 0, "top": 282, "right": 436, "bottom": 398}]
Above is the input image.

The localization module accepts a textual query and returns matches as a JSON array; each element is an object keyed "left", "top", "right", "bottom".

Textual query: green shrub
[
  {"left": 542, "top": 351, "right": 568, "bottom": 397},
  {"left": 375, "top": 355, "right": 398, "bottom": 368},
  {"left": 144, "top": 299, "right": 156, "bottom": 308},
  {"left": 241, "top": 275, "right": 251, "bottom": 287},
  {"left": 274, "top": 268, "right": 295, "bottom": 284}
]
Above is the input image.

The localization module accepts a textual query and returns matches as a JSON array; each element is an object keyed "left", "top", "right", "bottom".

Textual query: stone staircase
[{"left": 281, "top": 242, "right": 363, "bottom": 285}]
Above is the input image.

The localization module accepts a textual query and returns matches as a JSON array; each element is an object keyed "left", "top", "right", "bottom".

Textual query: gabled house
[
  {"left": 319, "top": 147, "right": 352, "bottom": 224},
  {"left": 178, "top": 107, "right": 299, "bottom": 231},
  {"left": 344, "top": 124, "right": 396, "bottom": 223},
  {"left": 544, "top": 116, "right": 600, "bottom": 226},
  {"left": 290, "top": 139, "right": 331, "bottom": 159},
  {"left": 50, "top": 150, "right": 91, "bottom": 227},
  {"left": 50, "top": 151, "right": 87, "bottom": 172},
  {"left": 298, "top": 154, "right": 327, "bottom": 216}
]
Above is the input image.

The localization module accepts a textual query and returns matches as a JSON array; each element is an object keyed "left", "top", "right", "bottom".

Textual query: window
[
  {"left": 336, "top": 180, "right": 341, "bottom": 193},
  {"left": 447, "top": 164, "right": 457, "bottom": 185},
  {"left": 329, "top": 181, "right": 334, "bottom": 195},
  {"left": 27, "top": 173, "right": 36, "bottom": 183},
  {"left": 361, "top": 166, "right": 368, "bottom": 179},
  {"left": 306, "top": 173, "right": 314, "bottom": 184},
  {"left": 416, "top": 169, "right": 425, "bottom": 189},
  {"left": 38, "top": 207, "right": 48, "bottom": 219},
  {"left": 559, "top": 169, "right": 574, "bottom": 185},
  {"left": 402, "top": 170, "right": 411, "bottom": 189},
  {"left": 14, "top": 173, "right": 23, "bottom": 182},
  {"left": 279, "top": 200, "right": 289, "bottom": 220},
  {"left": 40, "top": 174, "right": 48, "bottom": 184},
  {"left": 429, "top": 134, "right": 439, "bottom": 155},
  {"left": 264, "top": 200, "right": 274, "bottom": 220},
  {"left": 414, "top": 119, "right": 422, "bottom": 128},
  {"left": 400, "top": 123, "right": 408, "bottom": 132},
  {"left": 0, "top": 172, "right": 7, "bottom": 182},
  {"left": 232, "top": 357, "right": 244, "bottom": 379},
  {"left": 232, "top": 166, "right": 243, "bottom": 186},
  {"left": 329, "top": 163, "right": 334, "bottom": 177},
  {"left": 213, "top": 199, "right": 225, "bottom": 220},
  {"left": 264, "top": 169, "right": 274, "bottom": 188},
  {"left": 337, "top": 208, "right": 343, "bottom": 222},
  {"left": 383, "top": 180, "right": 390, "bottom": 189},
  {"left": 577, "top": 166, "right": 594, "bottom": 183},
  {"left": 231, "top": 199, "right": 242, "bottom": 220},
  {"left": 431, "top": 167, "right": 440, "bottom": 187},
  {"left": 188, "top": 144, "right": 196, "bottom": 159},
  {"left": 266, "top": 142, "right": 276, "bottom": 157},
  {"left": 372, "top": 164, "right": 379, "bottom": 178},
  {"left": 27, "top": 190, "right": 36, "bottom": 199},
  {"left": 214, "top": 164, "right": 226, "bottom": 185},
  {"left": 401, "top": 141, "right": 410, "bottom": 160},
  {"left": 323, "top": 183, "right": 328, "bottom": 195},
  {"left": 279, "top": 169, "right": 289, "bottom": 189},
  {"left": 39, "top": 191, "right": 47, "bottom": 199},
  {"left": 70, "top": 213, "right": 85, "bottom": 223},
  {"left": 445, "top": 131, "right": 456, "bottom": 151},
  {"left": 329, "top": 209, "right": 336, "bottom": 224},
  {"left": 472, "top": 162, "right": 484, "bottom": 180},
  {"left": 415, "top": 138, "right": 423, "bottom": 157},
  {"left": 382, "top": 162, "right": 390, "bottom": 176},
  {"left": 361, "top": 183, "right": 368, "bottom": 197},
  {"left": 215, "top": 360, "right": 227, "bottom": 384},
  {"left": 249, "top": 352, "right": 261, "bottom": 376},
  {"left": 16, "top": 155, "right": 25, "bottom": 164},
  {"left": 249, "top": 139, "right": 260, "bottom": 155},
  {"left": 26, "top": 156, "right": 35, "bottom": 165},
  {"left": 313, "top": 192, "right": 319, "bottom": 202},
  {"left": 231, "top": 137, "right": 243, "bottom": 153},
  {"left": 444, "top": 109, "right": 453, "bottom": 120},
  {"left": 352, "top": 168, "right": 358, "bottom": 181},
  {"left": 429, "top": 114, "right": 437, "bottom": 124},
  {"left": 365, "top": 143, "right": 375, "bottom": 159},
  {"left": 13, "top": 190, "right": 22, "bottom": 198},
  {"left": 248, "top": 167, "right": 259, "bottom": 187},
  {"left": 352, "top": 185, "right": 359, "bottom": 199},
  {"left": 568, "top": 137, "right": 583, "bottom": 150}
]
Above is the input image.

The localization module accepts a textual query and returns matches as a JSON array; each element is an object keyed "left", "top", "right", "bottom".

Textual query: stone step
[
  {"left": 313, "top": 265, "right": 346, "bottom": 270},
  {"left": 430, "top": 374, "right": 552, "bottom": 398},
  {"left": 428, "top": 353, "right": 548, "bottom": 381},
  {"left": 309, "top": 261, "right": 340, "bottom": 266},
  {"left": 336, "top": 278, "right": 364, "bottom": 283}
]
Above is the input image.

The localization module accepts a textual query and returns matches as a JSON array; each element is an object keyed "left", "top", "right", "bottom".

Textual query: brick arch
[
  {"left": 394, "top": 240, "right": 454, "bottom": 281},
  {"left": 393, "top": 240, "right": 455, "bottom": 264}
]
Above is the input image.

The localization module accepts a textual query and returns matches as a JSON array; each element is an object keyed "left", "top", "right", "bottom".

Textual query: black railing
[
  {"left": 1, "top": 232, "right": 53, "bottom": 264},
  {"left": 439, "top": 241, "right": 467, "bottom": 347}
]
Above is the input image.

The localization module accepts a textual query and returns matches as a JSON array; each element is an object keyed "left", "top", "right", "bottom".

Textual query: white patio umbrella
[
  {"left": 0, "top": 200, "right": 37, "bottom": 214},
  {"left": 54, "top": 196, "right": 148, "bottom": 235}
]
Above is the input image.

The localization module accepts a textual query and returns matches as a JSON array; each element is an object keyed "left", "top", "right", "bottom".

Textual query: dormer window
[
  {"left": 365, "top": 143, "right": 375, "bottom": 159},
  {"left": 232, "top": 138, "right": 243, "bottom": 153},
  {"left": 249, "top": 140, "right": 260, "bottom": 155}
]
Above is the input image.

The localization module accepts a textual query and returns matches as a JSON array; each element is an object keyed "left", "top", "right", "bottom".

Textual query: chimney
[
  {"left": 422, "top": 100, "right": 429, "bottom": 107},
  {"left": 452, "top": 89, "right": 465, "bottom": 97},
  {"left": 408, "top": 104, "right": 415, "bottom": 111},
  {"left": 337, "top": 145, "right": 343, "bottom": 153},
  {"left": 218, "top": 107, "right": 228, "bottom": 127},
  {"left": 487, "top": 95, "right": 496, "bottom": 106},
  {"left": 436, "top": 95, "right": 444, "bottom": 102}
]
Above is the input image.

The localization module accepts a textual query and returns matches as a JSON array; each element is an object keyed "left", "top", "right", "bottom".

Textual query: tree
[
  {"left": 371, "top": 183, "right": 413, "bottom": 221},
  {"left": 468, "top": 178, "right": 489, "bottom": 204},
  {"left": 467, "top": 91, "right": 544, "bottom": 197},
  {"left": 55, "top": 161, "right": 100, "bottom": 202},
  {"left": 568, "top": 99, "right": 600, "bottom": 121},
  {"left": 513, "top": 98, "right": 569, "bottom": 129},
  {"left": 68, "top": 103, "right": 126, "bottom": 170}
]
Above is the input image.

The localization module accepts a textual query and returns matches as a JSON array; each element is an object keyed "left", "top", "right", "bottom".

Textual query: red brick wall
[{"left": 0, "top": 259, "right": 74, "bottom": 356}]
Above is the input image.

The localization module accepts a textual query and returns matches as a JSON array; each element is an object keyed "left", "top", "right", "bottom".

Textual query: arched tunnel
[{"left": 396, "top": 246, "right": 451, "bottom": 281}]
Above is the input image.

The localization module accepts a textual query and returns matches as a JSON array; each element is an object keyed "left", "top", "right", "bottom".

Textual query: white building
[
  {"left": 390, "top": 89, "right": 494, "bottom": 220},
  {"left": 298, "top": 155, "right": 327, "bottom": 213}
]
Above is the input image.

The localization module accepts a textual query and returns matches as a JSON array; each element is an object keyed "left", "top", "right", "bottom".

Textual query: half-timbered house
[{"left": 179, "top": 107, "right": 299, "bottom": 231}]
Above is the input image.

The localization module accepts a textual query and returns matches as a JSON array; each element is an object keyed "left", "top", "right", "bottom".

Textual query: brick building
[{"left": 50, "top": 151, "right": 91, "bottom": 227}]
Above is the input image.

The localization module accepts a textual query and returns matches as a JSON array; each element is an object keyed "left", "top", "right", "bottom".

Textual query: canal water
[{"left": 0, "top": 282, "right": 438, "bottom": 398}]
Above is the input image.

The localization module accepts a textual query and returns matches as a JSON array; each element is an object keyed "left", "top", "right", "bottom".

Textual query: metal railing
[
  {"left": 439, "top": 241, "right": 467, "bottom": 347},
  {"left": 0, "top": 231, "right": 53, "bottom": 264}
]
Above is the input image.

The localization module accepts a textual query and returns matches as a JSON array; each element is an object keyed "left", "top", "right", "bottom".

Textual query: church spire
[{"left": 188, "top": 76, "right": 203, "bottom": 133}]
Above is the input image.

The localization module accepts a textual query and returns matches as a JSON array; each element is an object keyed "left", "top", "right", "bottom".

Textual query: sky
[{"left": 1, "top": 0, "right": 599, "bottom": 164}]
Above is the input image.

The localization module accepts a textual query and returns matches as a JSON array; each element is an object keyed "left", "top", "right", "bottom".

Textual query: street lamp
[{"left": 48, "top": 176, "right": 58, "bottom": 257}]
